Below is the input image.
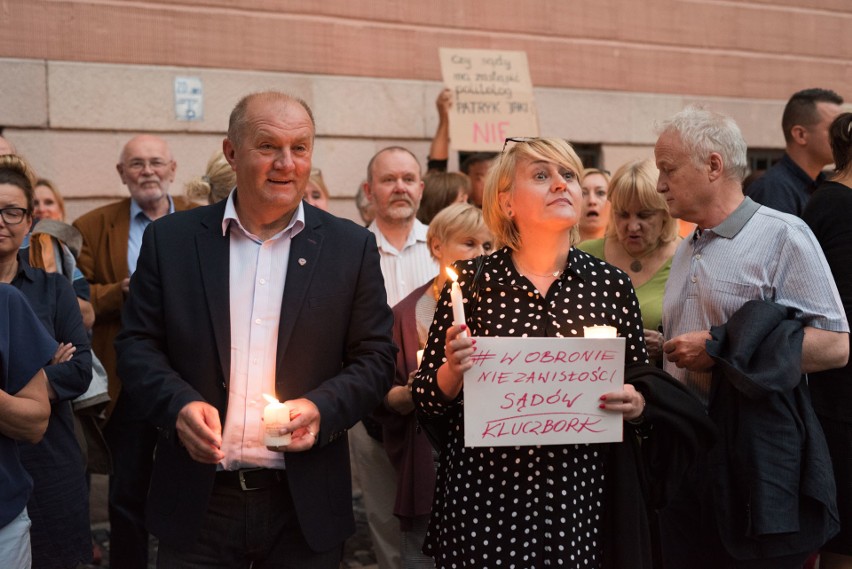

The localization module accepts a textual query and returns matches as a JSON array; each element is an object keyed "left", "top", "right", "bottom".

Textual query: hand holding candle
[
  {"left": 445, "top": 267, "right": 467, "bottom": 338},
  {"left": 262, "top": 394, "right": 291, "bottom": 447}
]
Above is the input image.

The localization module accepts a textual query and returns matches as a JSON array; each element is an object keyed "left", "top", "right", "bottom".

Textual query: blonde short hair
[
  {"left": 482, "top": 138, "right": 584, "bottom": 251},
  {"left": 426, "top": 203, "right": 490, "bottom": 260},
  {"left": 605, "top": 159, "right": 678, "bottom": 243}
]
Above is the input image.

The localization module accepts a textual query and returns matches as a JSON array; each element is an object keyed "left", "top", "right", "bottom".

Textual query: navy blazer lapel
[
  {"left": 196, "top": 201, "right": 231, "bottom": 385},
  {"left": 277, "top": 207, "right": 323, "bottom": 365}
]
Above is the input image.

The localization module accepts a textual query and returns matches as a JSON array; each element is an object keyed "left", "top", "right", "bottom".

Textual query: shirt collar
[
  {"left": 708, "top": 196, "right": 761, "bottom": 239},
  {"left": 130, "top": 195, "right": 175, "bottom": 221},
  {"left": 368, "top": 218, "right": 428, "bottom": 253},
  {"left": 14, "top": 250, "right": 36, "bottom": 283},
  {"left": 221, "top": 190, "right": 306, "bottom": 241},
  {"left": 779, "top": 153, "right": 823, "bottom": 187}
]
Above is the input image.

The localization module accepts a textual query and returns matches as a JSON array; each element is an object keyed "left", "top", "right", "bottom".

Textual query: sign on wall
[
  {"left": 439, "top": 48, "right": 539, "bottom": 152},
  {"left": 463, "top": 337, "right": 625, "bottom": 447},
  {"left": 174, "top": 76, "right": 204, "bottom": 121}
]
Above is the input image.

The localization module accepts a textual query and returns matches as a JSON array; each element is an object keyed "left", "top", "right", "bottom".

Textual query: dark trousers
[
  {"left": 104, "top": 404, "right": 158, "bottom": 569},
  {"left": 157, "top": 470, "right": 342, "bottom": 569},
  {"left": 658, "top": 460, "right": 812, "bottom": 569}
]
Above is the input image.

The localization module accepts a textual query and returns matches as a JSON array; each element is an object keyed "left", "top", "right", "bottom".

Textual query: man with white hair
[{"left": 655, "top": 106, "right": 849, "bottom": 568}]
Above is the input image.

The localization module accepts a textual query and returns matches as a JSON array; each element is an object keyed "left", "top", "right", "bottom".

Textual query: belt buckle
[{"left": 238, "top": 469, "right": 260, "bottom": 491}]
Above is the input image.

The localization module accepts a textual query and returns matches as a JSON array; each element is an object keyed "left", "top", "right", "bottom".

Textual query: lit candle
[
  {"left": 416, "top": 349, "right": 424, "bottom": 368},
  {"left": 583, "top": 325, "right": 618, "bottom": 338},
  {"left": 445, "top": 267, "right": 467, "bottom": 338},
  {"left": 262, "top": 394, "right": 291, "bottom": 447}
]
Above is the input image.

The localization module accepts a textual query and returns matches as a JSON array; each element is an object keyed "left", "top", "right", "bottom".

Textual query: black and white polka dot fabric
[{"left": 413, "top": 246, "right": 648, "bottom": 568}]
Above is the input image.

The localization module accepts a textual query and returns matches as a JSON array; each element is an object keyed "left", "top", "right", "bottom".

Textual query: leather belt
[{"left": 215, "top": 468, "right": 286, "bottom": 491}]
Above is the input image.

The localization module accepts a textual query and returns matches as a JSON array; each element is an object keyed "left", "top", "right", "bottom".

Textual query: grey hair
[{"left": 657, "top": 105, "right": 749, "bottom": 183}]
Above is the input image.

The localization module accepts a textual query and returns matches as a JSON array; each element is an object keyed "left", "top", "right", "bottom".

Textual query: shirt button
[
  {"left": 694, "top": 254, "right": 701, "bottom": 260},
  {"left": 252, "top": 358, "right": 258, "bottom": 365},
  {"left": 255, "top": 318, "right": 262, "bottom": 324},
  {"left": 691, "top": 276, "right": 697, "bottom": 283},
  {"left": 259, "top": 278, "right": 267, "bottom": 285}
]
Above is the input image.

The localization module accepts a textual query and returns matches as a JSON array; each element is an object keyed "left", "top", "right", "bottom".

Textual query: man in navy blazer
[{"left": 115, "top": 91, "right": 396, "bottom": 567}]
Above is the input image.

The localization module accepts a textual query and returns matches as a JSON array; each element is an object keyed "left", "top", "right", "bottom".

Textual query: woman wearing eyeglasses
[
  {"left": 0, "top": 154, "right": 94, "bottom": 569},
  {"left": 412, "top": 138, "right": 714, "bottom": 568}
]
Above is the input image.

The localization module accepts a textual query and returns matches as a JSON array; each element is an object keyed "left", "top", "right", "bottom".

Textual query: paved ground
[{"left": 84, "top": 473, "right": 377, "bottom": 568}]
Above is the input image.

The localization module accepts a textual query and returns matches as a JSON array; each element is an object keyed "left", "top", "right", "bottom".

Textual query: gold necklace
[{"left": 513, "top": 255, "right": 563, "bottom": 278}]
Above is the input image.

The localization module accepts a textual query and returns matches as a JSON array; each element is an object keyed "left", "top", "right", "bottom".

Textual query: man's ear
[
  {"left": 707, "top": 152, "right": 724, "bottom": 182},
  {"left": 790, "top": 124, "right": 808, "bottom": 147},
  {"left": 116, "top": 163, "right": 127, "bottom": 185},
  {"left": 223, "top": 138, "right": 237, "bottom": 170},
  {"left": 362, "top": 181, "right": 373, "bottom": 199}
]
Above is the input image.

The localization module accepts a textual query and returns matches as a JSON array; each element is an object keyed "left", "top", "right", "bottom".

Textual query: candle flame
[
  {"left": 262, "top": 393, "right": 279, "bottom": 405},
  {"left": 445, "top": 267, "right": 459, "bottom": 282}
]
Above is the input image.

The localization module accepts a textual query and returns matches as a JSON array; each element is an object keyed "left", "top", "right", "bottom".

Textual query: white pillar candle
[
  {"left": 445, "top": 267, "right": 467, "bottom": 338},
  {"left": 262, "top": 394, "right": 291, "bottom": 447},
  {"left": 583, "top": 325, "right": 618, "bottom": 338}
]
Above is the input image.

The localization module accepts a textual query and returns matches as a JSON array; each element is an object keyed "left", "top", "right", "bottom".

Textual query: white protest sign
[
  {"left": 439, "top": 48, "right": 539, "bottom": 151},
  {"left": 463, "top": 337, "right": 625, "bottom": 447}
]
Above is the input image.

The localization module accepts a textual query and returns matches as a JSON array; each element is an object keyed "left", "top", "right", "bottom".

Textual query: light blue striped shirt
[{"left": 663, "top": 197, "right": 848, "bottom": 405}]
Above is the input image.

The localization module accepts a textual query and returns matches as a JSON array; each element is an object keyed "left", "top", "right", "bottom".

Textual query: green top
[{"left": 576, "top": 238, "right": 671, "bottom": 332}]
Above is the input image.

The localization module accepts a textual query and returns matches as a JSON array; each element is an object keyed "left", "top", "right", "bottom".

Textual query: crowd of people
[{"left": 0, "top": 84, "right": 850, "bottom": 569}]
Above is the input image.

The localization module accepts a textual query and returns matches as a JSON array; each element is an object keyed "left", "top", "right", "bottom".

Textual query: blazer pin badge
[{"left": 298, "top": 258, "right": 307, "bottom": 266}]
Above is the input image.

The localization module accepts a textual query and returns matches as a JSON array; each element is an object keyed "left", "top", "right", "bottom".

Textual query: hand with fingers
[
  {"left": 176, "top": 401, "right": 224, "bottom": 464},
  {"left": 50, "top": 342, "right": 76, "bottom": 365},
  {"left": 663, "top": 330, "right": 714, "bottom": 371},
  {"left": 267, "top": 398, "right": 321, "bottom": 453},
  {"left": 599, "top": 383, "right": 646, "bottom": 422},
  {"left": 436, "top": 324, "right": 476, "bottom": 401}
]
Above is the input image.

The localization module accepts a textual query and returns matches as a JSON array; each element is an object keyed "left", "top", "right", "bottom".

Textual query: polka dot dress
[{"left": 413, "top": 247, "right": 648, "bottom": 568}]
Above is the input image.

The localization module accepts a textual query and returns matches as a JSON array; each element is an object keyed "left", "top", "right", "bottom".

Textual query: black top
[
  {"left": 747, "top": 153, "right": 825, "bottom": 217},
  {"left": 802, "top": 180, "right": 852, "bottom": 421}
]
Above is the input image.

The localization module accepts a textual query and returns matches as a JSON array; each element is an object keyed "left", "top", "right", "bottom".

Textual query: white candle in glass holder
[
  {"left": 583, "top": 325, "right": 618, "bottom": 338},
  {"left": 445, "top": 267, "right": 467, "bottom": 338},
  {"left": 262, "top": 394, "right": 291, "bottom": 447}
]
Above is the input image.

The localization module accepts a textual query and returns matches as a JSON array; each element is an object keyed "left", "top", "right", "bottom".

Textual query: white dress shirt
[
  {"left": 368, "top": 219, "right": 438, "bottom": 307},
  {"left": 219, "top": 194, "right": 305, "bottom": 470}
]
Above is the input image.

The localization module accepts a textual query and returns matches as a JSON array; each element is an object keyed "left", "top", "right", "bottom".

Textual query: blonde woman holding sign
[{"left": 413, "top": 137, "right": 714, "bottom": 569}]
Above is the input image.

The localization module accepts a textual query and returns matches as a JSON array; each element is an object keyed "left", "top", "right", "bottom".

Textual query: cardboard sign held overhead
[
  {"left": 439, "top": 48, "right": 539, "bottom": 152},
  {"left": 463, "top": 337, "right": 625, "bottom": 447}
]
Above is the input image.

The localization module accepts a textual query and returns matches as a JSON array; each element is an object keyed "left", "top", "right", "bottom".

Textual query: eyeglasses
[
  {"left": 0, "top": 207, "right": 28, "bottom": 225},
  {"left": 124, "top": 159, "right": 173, "bottom": 173},
  {"left": 502, "top": 137, "right": 538, "bottom": 153}
]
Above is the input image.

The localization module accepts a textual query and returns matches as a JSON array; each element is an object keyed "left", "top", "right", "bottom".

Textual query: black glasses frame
[
  {"left": 0, "top": 207, "right": 28, "bottom": 225},
  {"left": 501, "top": 136, "right": 539, "bottom": 153}
]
